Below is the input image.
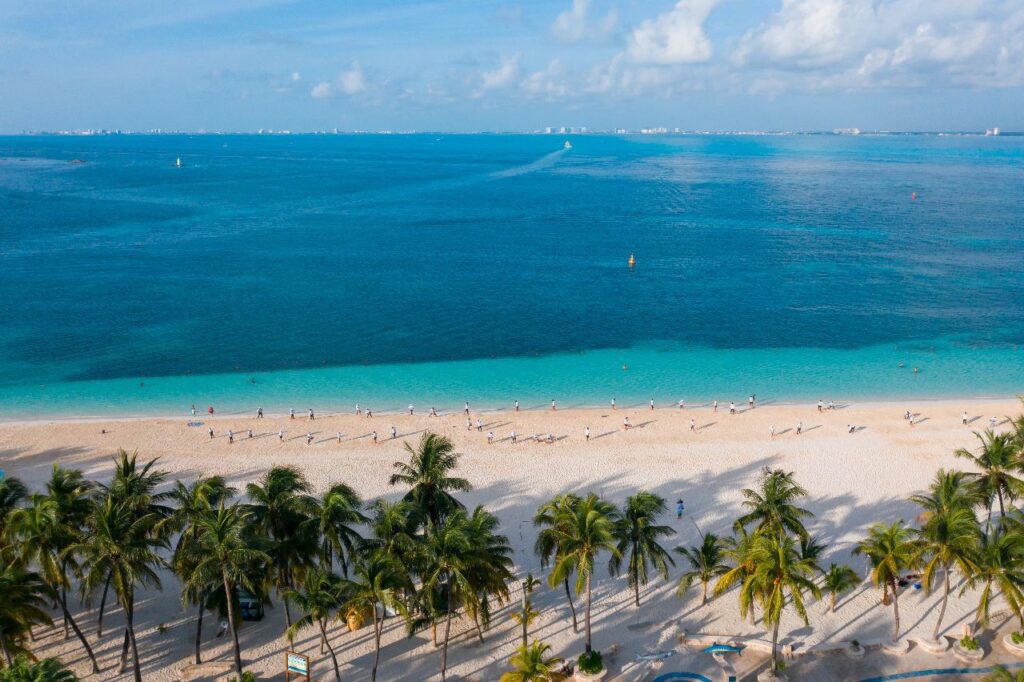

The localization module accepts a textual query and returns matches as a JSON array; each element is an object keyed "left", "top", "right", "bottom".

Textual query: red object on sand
[{"left": 208, "top": 406, "right": 215, "bottom": 414}]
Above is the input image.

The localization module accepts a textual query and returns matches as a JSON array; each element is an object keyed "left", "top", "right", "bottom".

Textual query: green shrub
[
  {"left": 577, "top": 650, "right": 604, "bottom": 674},
  {"left": 959, "top": 636, "right": 979, "bottom": 651},
  {"left": 851, "top": 640, "right": 860, "bottom": 649},
  {"left": 1012, "top": 631, "right": 1024, "bottom": 645}
]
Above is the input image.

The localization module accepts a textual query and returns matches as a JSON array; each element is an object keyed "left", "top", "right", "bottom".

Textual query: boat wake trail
[{"left": 489, "top": 148, "right": 567, "bottom": 179}]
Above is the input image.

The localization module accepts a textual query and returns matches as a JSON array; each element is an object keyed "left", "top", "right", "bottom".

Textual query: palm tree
[
  {"left": 735, "top": 469, "right": 812, "bottom": 540},
  {"left": 315, "top": 483, "right": 367, "bottom": 575},
  {"left": 962, "top": 527, "right": 1024, "bottom": 630},
  {"left": 715, "top": 528, "right": 760, "bottom": 625},
  {"left": 499, "top": 640, "right": 566, "bottom": 682},
  {"left": 545, "top": 493, "right": 620, "bottom": 654},
  {"left": 417, "top": 509, "right": 476, "bottom": 682},
  {"left": 854, "top": 521, "right": 921, "bottom": 643},
  {"left": 8, "top": 495, "right": 100, "bottom": 672},
  {"left": 89, "top": 451, "right": 171, "bottom": 639},
  {"left": 244, "top": 466, "right": 318, "bottom": 629},
  {"left": 0, "top": 477, "right": 28, "bottom": 541},
  {"left": 822, "top": 564, "right": 860, "bottom": 612},
  {"left": 364, "top": 499, "right": 417, "bottom": 559},
  {"left": 186, "top": 504, "right": 269, "bottom": 675},
  {"left": 463, "top": 506, "right": 515, "bottom": 641},
  {"left": 168, "top": 476, "right": 235, "bottom": 664},
  {"left": 0, "top": 563, "right": 51, "bottom": 666},
  {"left": 72, "top": 495, "right": 166, "bottom": 682},
  {"left": 343, "top": 552, "right": 411, "bottom": 682},
  {"left": 917, "top": 505, "right": 980, "bottom": 640},
  {"left": 0, "top": 655, "right": 77, "bottom": 682},
  {"left": 910, "top": 469, "right": 982, "bottom": 521},
  {"left": 741, "top": 532, "right": 820, "bottom": 674},
  {"left": 955, "top": 431, "right": 1024, "bottom": 528},
  {"left": 533, "top": 494, "right": 581, "bottom": 633},
  {"left": 610, "top": 492, "right": 675, "bottom": 607},
  {"left": 676, "top": 532, "right": 729, "bottom": 605},
  {"left": 284, "top": 568, "right": 346, "bottom": 682},
  {"left": 389, "top": 432, "right": 471, "bottom": 528},
  {"left": 985, "top": 665, "right": 1024, "bottom": 682},
  {"left": 43, "top": 466, "right": 94, "bottom": 641}
]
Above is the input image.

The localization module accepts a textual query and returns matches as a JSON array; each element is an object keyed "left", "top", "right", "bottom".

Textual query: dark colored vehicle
[{"left": 237, "top": 589, "right": 264, "bottom": 621}]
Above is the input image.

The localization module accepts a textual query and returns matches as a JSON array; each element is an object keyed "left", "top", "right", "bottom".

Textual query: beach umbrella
[{"left": 702, "top": 643, "right": 744, "bottom": 654}]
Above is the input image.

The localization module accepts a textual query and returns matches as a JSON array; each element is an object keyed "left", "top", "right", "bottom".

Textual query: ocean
[{"left": 1, "top": 133, "right": 1022, "bottom": 418}]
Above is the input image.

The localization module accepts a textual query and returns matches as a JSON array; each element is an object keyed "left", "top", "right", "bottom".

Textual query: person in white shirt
[{"left": 585, "top": 426, "right": 590, "bottom": 441}]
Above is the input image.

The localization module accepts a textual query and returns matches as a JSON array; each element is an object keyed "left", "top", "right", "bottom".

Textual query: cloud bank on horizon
[{"left": 1, "top": 0, "right": 1021, "bottom": 131}]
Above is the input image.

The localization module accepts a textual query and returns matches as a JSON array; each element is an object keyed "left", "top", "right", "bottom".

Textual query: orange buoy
[{"left": 628, "top": 253, "right": 636, "bottom": 267}]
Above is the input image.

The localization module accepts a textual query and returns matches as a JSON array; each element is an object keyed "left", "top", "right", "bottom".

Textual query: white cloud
[
  {"left": 339, "top": 62, "right": 366, "bottom": 94},
  {"left": 521, "top": 59, "right": 568, "bottom": 98},
  {"left": 626, "top": 0, "right": 718, "bottom": 65},
  {"left": 479, "top": 55, "right": 521, "bottom": 92},
  {"left": 291, "top": 71, "right": 301, "bottom": 81},
  {"left": 311, "top": 81, "right": 332, "bottom": 99},
  {"left": 551, "top": 0, "right": 618, "bottom": 43}
]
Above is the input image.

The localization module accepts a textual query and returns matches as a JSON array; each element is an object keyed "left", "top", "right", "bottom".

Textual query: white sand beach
[{"left": 3, "top": 397, "right": 1023, "bottom": 681}]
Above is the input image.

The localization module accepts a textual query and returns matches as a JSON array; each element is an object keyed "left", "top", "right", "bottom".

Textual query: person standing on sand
[
  {"left": 829, "top": 400, "right": 835, "bottom": 410},
  {"left": 306, "top": 433, "right": 313, "bottom": 445},
  {"left": 690, "top": 419, "right": 696, "bottom": 432},
  {"left": 278, "top": 429, "right": 284, "bottom": 441},
  {"left": 408, "top": 404, "right": 414, "bottom": 415},
  {"left": 611, "top": 398, "right": 616, "bottom": 410},
  {"left": 962, "top": 411, "right": 969, "bottom": 425},
  {"left": 624, "top": 416, "right": 631, "bottom": 430},
  {"left": 355, "top": 403, "right": 361, "bottom": 415},
  {"left": 678, "top": 400, "right": 684, "bottom": 410},
  {"left": 228, "top": 430, "right": 234, "bottom": 444},
  {"left": 487, "top": 431, "right": 494, "bottom": 445},
  {"left": 817, "top": 400, "right": 823, "bottom": 412},
  {"left": 769, "top": 425, "right": 775, "bottom": 439},
  {"left": 650, "top": 399, "right": 655, "bottom": 410},
  {"left": 991, "top": 416, "right": 998, "bottom": 428},
  {"left": 713, "top": 400, "right": 718, "bottom": 412},
  {"left": 247, "top": 429, "right": 253, "bottom": 439},
  {"left": 366, "top": 409, "right": 373, "bottom": 419},
  {"left": 729, "top": 402, "right": 736, "bottom": 415},
  {"left": 552, "top": 399, "right": 557, "bottom": 411},
  {"left": 289, "top": 408, "right": 295, "bottom": 419},
  {"left": 309, "top": 408, "right": 315, "bottom": 420},
  {"left": 257, "top": 407, "right": 263, "bottom": 419},
  {"left": 476, "top": 418, "right": 483, "bottom": 432},
  {"left": 511, "top": 430, "right": 517, "bottom": 443},
  {"left": 464, "top": 401, "right": 470, "bottom": 415},
  {"left": 337, "top": 432, "right": 342, "bottom": 443},
  {"left": 391, "top": 425, "right": 397, "bottom": 439},
  {"left": 466, "top": 418, "right": 472, "bottom": 431},
  {"left": 372, "top": 431, "right": 378, "bottom": 444},
  {"left": 585, "top": 426, "right": 590, "bottom": 441},
  {"left": 209, "top": 427, "right": 214, "bottom": 439},
  {"left": 796, "top": 421, "right": 802, "bottom": 435},
  {"left": 515, "top": 400, "right": 520, "bottom": 412},
  {"left": 676, "top": 499, "right": 684, "bottom": 518},
  {"left": 430, "top": 406, "right": 437, "bottom": 417},
  {"left": 191, "top": 405, "right": 196, "bottom": 417},
  {"left": 749, "top": 395, "right": 755, "bottom": 409}
]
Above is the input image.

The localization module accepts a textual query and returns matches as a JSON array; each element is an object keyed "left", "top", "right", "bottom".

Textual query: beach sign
[{"left": 285, "top": 651, "right": 309, "bottom": 680}]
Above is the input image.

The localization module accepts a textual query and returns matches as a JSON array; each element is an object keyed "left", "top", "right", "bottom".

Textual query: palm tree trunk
[
  {"left": 441, "top": 588, "right": 453, "bottom": 682},
  {"left": 62, "top": 580, "right": 69, "bottom": 639},
  {"left": 222, "top": 573, "right": 243, "bottom": 674},
  {"left": 584, "top": 573, "right": 593, "bottom": 654},
  {"left": 830, "top": 592, "right": 836, "bottom": 613},
  {"left": 999, "top": 489, "right": 1006, "bottom": 520},
  {"left": 891, "top": 580, "right": 901, "bottom": 642},
  {"left": 319, "top": 620, "right": 341, "bottom": 682},
  {"left": 933, "top": 569, "right": 951, "bottom": 640},
  {"left": 633, "top": 564, "right": 641, "bottom": 607},
  {"left": 563, "top": 578, "right": 579, "bottom": 633},
  {"left": 771, "top": 618, "right": 780, "bottom": 673},
  {"left": 57, "top": 587, "right": 101, "bottom": 673},
  {"left": 194, "top": 595, "right": 205, "bottom": 664},
  {"left": 97, "top": 570, "right": 112, "bottom": 639},
  {"left": 126, "top": 593, "right": 142, "bottom": 682},
  {"left": 119, "top": 629, "right": 130, "bottom": 672},
  {"left": 702, "top": 580, "right": 708, "bottom": 605},
  {"left": 372, "top": 602, "right": 382, "bottom": 682}
]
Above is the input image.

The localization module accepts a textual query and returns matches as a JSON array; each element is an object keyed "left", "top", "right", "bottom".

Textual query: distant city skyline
[{"left": 2, "top": 0, "right": 1022, "bottom": 133}]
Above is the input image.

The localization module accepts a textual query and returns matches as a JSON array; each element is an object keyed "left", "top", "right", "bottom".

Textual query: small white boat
[
  {"left": 564, "top": 140, "right": 572, "bottom": 150},
  {"left": 175, "top": 157, "right": 183, "bottom": 168}
]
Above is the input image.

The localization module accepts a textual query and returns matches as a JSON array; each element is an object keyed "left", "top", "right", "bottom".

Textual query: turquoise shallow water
[
  {"left": 0, "top": 133, "right": 1022, "bottom": 418},
  {"left": 2, "top": 339, "right": 1021, "bottom": 419}
]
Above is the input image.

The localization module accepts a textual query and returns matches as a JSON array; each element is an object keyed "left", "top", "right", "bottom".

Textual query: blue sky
[{"left": 1, "top": 0, "right": 1022, "bottom": 132}]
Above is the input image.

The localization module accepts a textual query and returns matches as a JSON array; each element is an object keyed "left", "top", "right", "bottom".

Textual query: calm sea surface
[{"left": 1, "top": 134, "right": 1022, "bottom": 417}]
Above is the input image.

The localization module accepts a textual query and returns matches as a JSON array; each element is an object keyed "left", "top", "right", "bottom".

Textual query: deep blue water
[{"left": 0, "top": 133, "right": 1022, "bottom": 417}]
